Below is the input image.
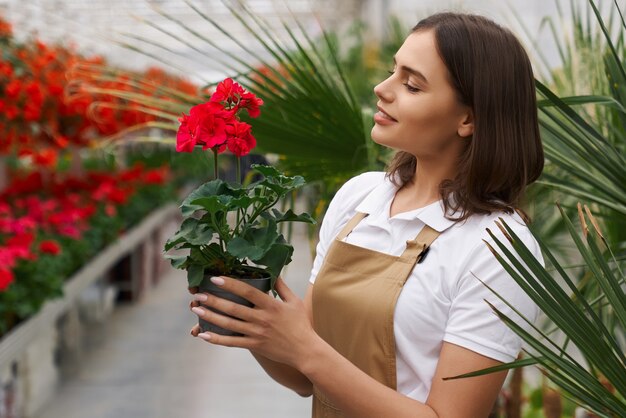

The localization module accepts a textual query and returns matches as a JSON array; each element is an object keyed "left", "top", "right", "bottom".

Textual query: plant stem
[
  {"left": 236, "top": 156, "right": 241, "bottom": 229},
  {"left": 236, "top": 156, "right": 241, "bottom": 184},
  {"left": 212, "top": 148, "right": 218, "bottom": 180}
]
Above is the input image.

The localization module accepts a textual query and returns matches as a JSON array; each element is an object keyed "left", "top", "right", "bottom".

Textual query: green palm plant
[
  {"left": 451, "top": 2, "right": 626, "bottom": 416},
  {"left": 452, "top": 203, "right": 625, "bottom": 418},
  {"left": 510, "top": 0, "right": 626, "bottom": 249}
]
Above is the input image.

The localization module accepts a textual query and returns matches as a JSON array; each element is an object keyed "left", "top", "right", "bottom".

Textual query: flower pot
[{"left": 198, "top": 274, "right": 271, "bottom": 336}]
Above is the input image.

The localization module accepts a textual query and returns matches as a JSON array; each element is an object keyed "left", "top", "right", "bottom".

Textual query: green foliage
[
  {"left": 516, "top": 0, "right": 626, "bottom": 251},
  {"left": 164, "top": 164, "right": 315, "bottom": 289},
  {"left": 448, "top": 205, "right": 625, "bottom": 418},
  {"left": 449, "top": 3, "right": 626, "bottom": 415}
]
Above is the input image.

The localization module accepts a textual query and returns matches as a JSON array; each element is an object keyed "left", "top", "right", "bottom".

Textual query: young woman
[{"left": 189, "top": 12, "right": 544, "bottom": 418}]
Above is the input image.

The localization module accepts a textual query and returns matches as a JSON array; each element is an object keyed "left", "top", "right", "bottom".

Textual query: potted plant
[{"left": 164, "top": 78, "right": 315, "bottom": 336}]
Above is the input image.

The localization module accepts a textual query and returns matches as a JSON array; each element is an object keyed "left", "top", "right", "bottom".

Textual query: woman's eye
[{"left": 403, "top": 83, "right": 420, "bottom": 93}]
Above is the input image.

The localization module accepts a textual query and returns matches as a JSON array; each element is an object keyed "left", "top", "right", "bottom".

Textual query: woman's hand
[{"left": 189, "top": 276, "right": 318, "bottom": 371}]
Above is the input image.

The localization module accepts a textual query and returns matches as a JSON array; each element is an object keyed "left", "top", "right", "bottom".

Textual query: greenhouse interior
[{"left": 0, "top": 0, "right": 623, "bottom": 417}]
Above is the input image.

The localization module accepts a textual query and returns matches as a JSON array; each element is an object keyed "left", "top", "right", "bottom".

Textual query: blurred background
[{"left": 0, "top": 1, "right": 623, "bottom": 418}]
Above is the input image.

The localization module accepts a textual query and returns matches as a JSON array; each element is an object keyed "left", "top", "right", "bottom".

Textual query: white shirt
[{"left": 309, "top": 172, "right": 542, "bottom": 402}]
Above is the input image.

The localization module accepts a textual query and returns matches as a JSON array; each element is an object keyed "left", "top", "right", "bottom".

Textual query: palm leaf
[{"left": 448, "top": 205, "right": 625, "bottom": 417}]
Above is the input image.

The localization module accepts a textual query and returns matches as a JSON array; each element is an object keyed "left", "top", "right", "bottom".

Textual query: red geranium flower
[
  {"left": 144, "top": 168, "right": 167, "bottom": 185},
  {"left": 5, "top": 79, "right": 21, "bottom": 98},
  {"left": 40, "top": 240, "right": 61, "bottom": 255},
  {"left": 225, "top": 120, "right": 256, "bottom": 157},
  {"left": 176, "top": 114, "right": 196, "bottom": 152},
  {"left": 176, "top": 102, "right": 231, "bottom": 152},
  {"left": 0, "top": 269, "right": 14, "bottom": 292},
  {"left": 210, "top": 77, "right": 245, "bottom": 106},
  {"left": 239, "top": 91, "right": 264, "bottom": 118}
]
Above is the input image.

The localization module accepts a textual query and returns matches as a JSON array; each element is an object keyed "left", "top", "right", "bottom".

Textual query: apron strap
[
  {"left": 335, "top": 212, "right": 368, "bottom": 241},
  {"left": 401, "top": 225, "right": 440, "bottom": 263}
]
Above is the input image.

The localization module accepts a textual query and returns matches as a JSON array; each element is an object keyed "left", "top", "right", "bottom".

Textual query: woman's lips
[{"left": 374, "top": 108, "right": 397, "bottom": 125}]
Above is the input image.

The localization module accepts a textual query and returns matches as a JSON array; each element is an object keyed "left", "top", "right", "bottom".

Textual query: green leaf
[
  {"left": 256, "top": 239, "right": 294, "bottom": 284},
  {"left": 164, "top": 217, "right": 214, "bottom": 250},
  {"left": 227, "top": 236, "right": 266, "bottom": 260},
  {"left": 164, "top": 254, "right": 187, "bottom": 269},
  {"left": 271, "top": 208, "right": 316, "bottom": 224},
  {"left": 226, "top": 221, "right": 279, "bottom": 261},
  {"left": 190, "top": 195, "right": 234, "bottom": 214},
  {"left": 251, "top": 164, "right": 281, "bottom": 178},
  {"left": 187, "top": 264, "right": 204, "bottom": 287},
  {"left": 180, "top": 180, "right": 238, "bottom": 217}
]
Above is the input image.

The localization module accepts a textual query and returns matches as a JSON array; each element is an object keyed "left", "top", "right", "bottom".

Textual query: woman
[{"left": 189, "top": 12, "right": 544, "bottom": 418}]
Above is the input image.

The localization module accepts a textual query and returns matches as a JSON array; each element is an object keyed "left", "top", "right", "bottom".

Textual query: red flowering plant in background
[
  {"left": 164, "top": 78, "right": 314, "bottom": 293},
  {"left": 0, "top": 163, "right": 174, "bottom": 335},
  {"left": 0, "top": 14, "right": 198, "bottom": 169}
]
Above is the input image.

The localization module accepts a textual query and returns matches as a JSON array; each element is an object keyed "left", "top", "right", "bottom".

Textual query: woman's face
[{"left": 371, "top": 30, "right": 473, "bottom": 159}]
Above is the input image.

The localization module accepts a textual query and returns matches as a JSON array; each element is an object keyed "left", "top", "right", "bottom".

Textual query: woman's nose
[{"left": 374, "top": 77, "right": 393, "bottom": 102}]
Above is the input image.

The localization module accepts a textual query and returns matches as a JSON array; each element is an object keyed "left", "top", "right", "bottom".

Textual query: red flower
[
  {"left": 109, "top": 187, "right": 130, "bottom": 204},
  {"left": 0, "top": 247, "right": 17, "bottom": 268},
  {"left": 225, "top": 120, "right": 256, "bottom": 157},
  {"left": 6, "top": 232, "right": 34, "bottom": 249},
  {"left": 210, "top": 78, "right": 263, "bottom": 118},
  {"left": 5, "top": 104, "right": 19, "bottom": 120},
  {"left": 210, "top": 78, "right": 245, "bottom": 106},
  {"left": 120, "top": 164, "right": 144, "bottom": 182},
  {"left": 105, "top": 204, "right": 116, "bottom": 217},
  {"left": 57, "top": 224, "right": 82, "bottom": 239},
  {"left": 176, "top": 114, "right": 196, "bottom": 152},
  {"left": 144, "top": 168, "right": 167, "bottom": 185},
  {"left": 239, "top": 91, "right": 264, "bottom": 118},
  {"left": 0, "top": 269, "right": 14, "bottom": 292},
  {"left": 23, "top": 103, "right": 42, "bottom": 121},
  {"left": 34, "top": 149, "right": 58, "bottom": 168},
  {"left": 5, "top": 79, "right": 21, "bottom": 98},
  {"left": 39, "top": 240, "right": 61, "bottom": 255},
  {"left": 6, "top": 233, "right": 35, "bottom": 260},
  {"left": 176, "top": 102, "right": 231, "bottom": 152}
]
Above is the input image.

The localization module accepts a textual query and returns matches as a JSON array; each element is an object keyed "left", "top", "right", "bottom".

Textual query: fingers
[
  {"left": 191, "top": 305, "right": 257, "bottom": 336},
  {"left": 188, "top": 286, "right": 198, "bottom": 295},
  {"left": 192, "top": 292, "right": 257, "bottom": 322},
  {"left": 197, "top": 331, "right": 254, "bottom": 350},
  {"left": 274, "top": 277, "right": 296, "bottom": 302},
  {"left": 190, "top": 324, "right": 200, "bottom": 337}
]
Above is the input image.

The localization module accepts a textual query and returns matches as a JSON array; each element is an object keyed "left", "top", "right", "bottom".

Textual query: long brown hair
[{"left": 387, "top": 12, "right": 544, "bottom": 222}]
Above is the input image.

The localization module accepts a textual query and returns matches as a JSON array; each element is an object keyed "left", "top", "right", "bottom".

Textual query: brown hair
[{"left": 387, "top": 12, "right": 544, "bottom": 222}]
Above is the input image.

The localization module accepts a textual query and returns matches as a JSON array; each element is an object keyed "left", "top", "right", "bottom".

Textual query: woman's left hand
[{"left": 190, "top": 276, "right": 316, "bottom": 370}]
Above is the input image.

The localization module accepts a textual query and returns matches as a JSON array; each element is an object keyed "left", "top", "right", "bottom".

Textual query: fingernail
[
  {"left": 210, "top": 276, "right": 225, "bottom": 286},
  {"left": 193, "top": 293, "right": 208, "bottom": 302},
  {"left": 198, "top": 332, "right": 212, "bottom": 341},
  {"left": 191, "top": 307, "right": 204, "bottom": 316}
]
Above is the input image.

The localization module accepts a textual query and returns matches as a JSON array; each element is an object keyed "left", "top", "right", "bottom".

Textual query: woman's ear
[{"left": 457, "top": 108, "right": 474, "bottom": 138}]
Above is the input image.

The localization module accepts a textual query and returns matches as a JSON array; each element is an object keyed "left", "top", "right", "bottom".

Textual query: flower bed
[
  {"left": 0, "top": 162, "right": 176, "bottom": 337},
  {"left": 0, "top": 14, "right": 198, "bottom": 168}
]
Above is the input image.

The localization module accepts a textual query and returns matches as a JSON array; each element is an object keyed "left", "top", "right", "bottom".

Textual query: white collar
[{"left": 354, "top": 175, "right": 457, "bottom": 233}]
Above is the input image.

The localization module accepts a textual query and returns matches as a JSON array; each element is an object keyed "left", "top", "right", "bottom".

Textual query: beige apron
[{"left": 311, "top": 212, "right": 440, "bottom": 418}]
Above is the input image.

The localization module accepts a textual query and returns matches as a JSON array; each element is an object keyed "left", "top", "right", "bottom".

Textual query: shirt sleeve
[{"left": 443, "top": 222, "right": 543, "bottom": 363}]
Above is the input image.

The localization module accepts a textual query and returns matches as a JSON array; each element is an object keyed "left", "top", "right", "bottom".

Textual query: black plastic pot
[{"left": 198, "top": 274, "right": 272, "bottom": 336}]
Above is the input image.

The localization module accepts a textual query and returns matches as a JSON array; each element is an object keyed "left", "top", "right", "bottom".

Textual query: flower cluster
[
  {"left": 0, "top": 163, "right": 170, "bottom": 292},
  {"left": 176, "top": 78, "right": 263, "bottom": 156},
  {"left": 0, "top": 14, "right": 198, "bottom": 167}
]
